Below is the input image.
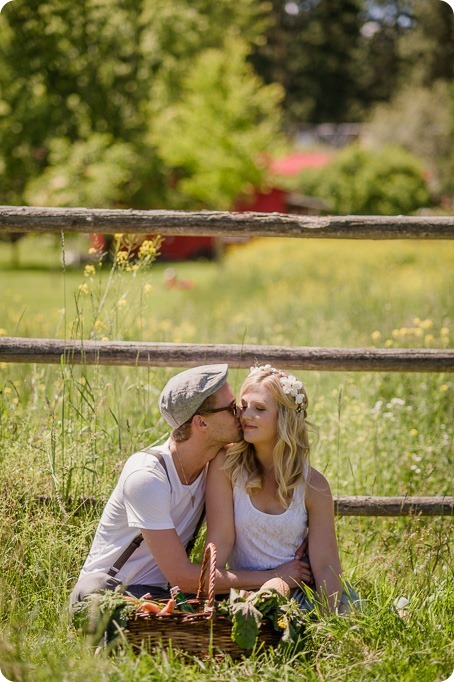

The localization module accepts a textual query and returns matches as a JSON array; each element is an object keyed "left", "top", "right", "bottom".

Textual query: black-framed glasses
[{"left": 198, "top": 400, "right": 240, "bottom": 418}]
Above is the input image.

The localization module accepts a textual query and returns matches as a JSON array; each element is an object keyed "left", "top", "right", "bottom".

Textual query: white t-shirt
[
  {"left": 228, "top": 471, "right": 308, "bottom": 571},
  {"left": 79, "top": 439, "right": 205, "bottom": 588}
]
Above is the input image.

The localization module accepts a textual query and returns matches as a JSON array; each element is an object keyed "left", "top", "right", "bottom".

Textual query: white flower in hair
[
  {"left": 249, "top": 364, "right": 275, "bottom": 375},
  {"left": 280, "top": 374, "right": 305, "bottom": 410}
]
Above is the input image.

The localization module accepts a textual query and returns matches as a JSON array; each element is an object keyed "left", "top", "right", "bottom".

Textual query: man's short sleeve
[{"left": 123, "top": 465, "right": 174, "bottom": 530}]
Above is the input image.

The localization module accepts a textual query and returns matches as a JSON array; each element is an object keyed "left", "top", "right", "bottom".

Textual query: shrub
[{"left": 295, "top": 144, "right": 430, "bottom": 215}]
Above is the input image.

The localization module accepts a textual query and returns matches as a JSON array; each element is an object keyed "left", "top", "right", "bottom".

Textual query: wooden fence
[{"left": 1, "top": 207, "right": 453, "bottom": 517}]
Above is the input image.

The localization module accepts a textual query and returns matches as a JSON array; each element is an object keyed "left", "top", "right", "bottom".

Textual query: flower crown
[{"left": 249, "top": 364, "right": 306, "bottom": 413}]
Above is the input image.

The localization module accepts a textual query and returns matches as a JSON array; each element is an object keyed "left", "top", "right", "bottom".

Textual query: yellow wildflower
[
  {"left": 385, "top": 339, "right": 394, "bottom": 347},
  {"left": 94, "top": 319, "right": 104, "bottom": 330},
  {"left": 143, "top": 284, "right": 153, "bottom": 295},
  {"left": 84, "top": 264, "right": 96, "bottom": 278},
  {"left": 277, "top": 615, "right": 288, "bottom": 629},
  {"left": 440, "top": 384, "right": 448, "bottom": 392},
  {"left": 117, "top": 299, "right": 127, "bottom": 308},
  {"left": 420, "top": 319, "right": 433, "bottom": 330},
  {"left": 101, "top": 336, "right": 109, "bottom": 341},
  {"left": 440, "top": 327, "right": 449, "bottom": 337},
  {"left": 115, "top": 250, "right": 129, "bottom": 263},
  {"left": 4, "top": 387, "right": 11, "bottom": 394},
  {"left": 138, "top": 240, "right": 157, "bottom": 260},
  {"left": 79, "top": 283, "right": 89, "bottom": 295},
  {"left": 0, "top": 362, "right": 8, "bottom": 369},
  {"left": 424, "top": 334, "right": 434, "bottom": 345},
  {"left": 392, "top": 329, "right": 399, "bottom": 339},
  {"left": 88, "top": 247, "right": 98, "bottom": 255},
  {"left": 409, "top": 428, "right": 418, "bottom": 437},
  {"left": 0, "top": 328, "right": 6, "bottom": 336},
  {"left": 371, "top": 331, "right": 381, "bottom": 342}
]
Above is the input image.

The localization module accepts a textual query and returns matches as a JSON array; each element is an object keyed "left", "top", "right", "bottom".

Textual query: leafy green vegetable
[
  {"left": 71, "top": 590, "right": 136, "bottom": 645},
  {"left": 230, "top": 601, "right": 263, "bottom": 649},
  {"left": 217, "top": 588, "right": 306, "bottom": 651}
]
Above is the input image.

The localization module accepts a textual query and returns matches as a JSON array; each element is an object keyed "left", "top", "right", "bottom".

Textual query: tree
[
  {"left": 152, "top": 39, "right": 284, "bottom": 209},
  {"left": 355, "top": 0, "right": 414, "bottom": 107},
  {"left": 0, "top": 0, "right": 273, "bottom": 209},
  {"left": 367, "top": 82, "right": 454, "bottom": 197},
  {"left": 398, "top": 0, "right": 454, "bottom": 87},
  {"left": 250, "top": 0, "right": 364, "bottom": 128}
]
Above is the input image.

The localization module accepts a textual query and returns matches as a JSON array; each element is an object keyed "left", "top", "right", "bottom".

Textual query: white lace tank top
[{"left": 228, "top": 470, "right": 308, "bottom": 571}]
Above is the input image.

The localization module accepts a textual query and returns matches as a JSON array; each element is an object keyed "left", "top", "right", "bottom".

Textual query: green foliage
[
  {"left": 71, "top": 591, "right": 136, "bottom": 644},
  {"left": 217, "top": 588, "right": 306, "bottom": 650},
  {"left": 0, "top": 0, "right": 153, "bottom": 204},
  {"left": 368, "top": 81, "right": 454, "bottom": 197},
  {"left": 398, "top": 0, "right": 454, "bottom": 87},
  {"left": 153, "top": 38, "right": 284, "bottom": 209},
  {"left": 0, "top": 0, "right": 275, "bottom": 209},
  {"left": 250, "top": 0, "right": 364, "bottom": 126},
  {"left": 295, "top": 144, "right": 430, "bottom": 215},
  {"left": 24, "top": 134, "right": 140, "bottom": 208}
]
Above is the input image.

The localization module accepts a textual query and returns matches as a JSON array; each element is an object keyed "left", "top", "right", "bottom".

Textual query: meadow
[{"left": 0, "top": 234, "right": 453, "bottom": 681}]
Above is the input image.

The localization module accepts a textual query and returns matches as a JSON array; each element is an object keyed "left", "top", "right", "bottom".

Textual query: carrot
[
  {"left": 137, "top": 601, "right": 161, "bottom": 614},
  {"left": 158, "top": 598, "right": 176, "bottom": 615}
]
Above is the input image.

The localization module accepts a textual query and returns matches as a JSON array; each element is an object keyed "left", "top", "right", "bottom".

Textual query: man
[{"left": 70, "top": 364, "right": 310, "bottom": 607}]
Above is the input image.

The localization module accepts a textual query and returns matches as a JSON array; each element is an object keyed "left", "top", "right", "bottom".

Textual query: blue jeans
[
  {"left": 291, "top": 581, "right": 365, "bottom": 615},
  {"left": 69, "top": 572, "right": 170, "bottom": 611}
]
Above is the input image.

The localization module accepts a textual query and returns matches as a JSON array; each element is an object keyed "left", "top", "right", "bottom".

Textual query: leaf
[{"left": 230, "top": 601, "right": 263, "bottom": 650}]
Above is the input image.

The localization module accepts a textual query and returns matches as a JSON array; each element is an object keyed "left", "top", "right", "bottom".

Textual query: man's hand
[
  {"left": 295, "top": 535, "right": 308, "bottom": 561},
  {"left": 271, "top": 558, "right": 312, "bottom": 588},
  {"left": 295, "top": 535, "right": 314, "bottom": 584}
]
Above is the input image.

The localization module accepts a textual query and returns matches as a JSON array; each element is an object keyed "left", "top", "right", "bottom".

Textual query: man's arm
[
  {"left": 141, "top": 527, "right": 310, "bottom": 594},
  {"left": 141, "top": 449, "right": 310, "bottom": 594}
]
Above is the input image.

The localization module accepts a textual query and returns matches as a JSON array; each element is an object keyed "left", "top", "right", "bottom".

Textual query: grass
[{"left": 0, "top": 234, "right": 453, "bottom": 681}]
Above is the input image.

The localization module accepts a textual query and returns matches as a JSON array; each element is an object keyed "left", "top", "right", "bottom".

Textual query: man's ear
[{"left": 192, "top": 414, "right": 208, "bottom": 430}]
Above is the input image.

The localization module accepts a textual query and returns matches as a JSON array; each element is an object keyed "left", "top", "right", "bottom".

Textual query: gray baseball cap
[{"left": 159, "top": 364, "right": 229, "bottom": 429}]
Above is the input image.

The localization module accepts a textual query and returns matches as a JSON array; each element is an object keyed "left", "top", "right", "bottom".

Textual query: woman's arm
[
  {"left": 205, "top": 449, "right": 236, "bottom": 568},
  {"left": 305, "top": 467, "right": 343, "bottom": 612}
]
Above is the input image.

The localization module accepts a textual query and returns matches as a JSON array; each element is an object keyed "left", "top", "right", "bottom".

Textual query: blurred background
[{"left": 0, "top": 0, "right": 453, "bottom": 262}]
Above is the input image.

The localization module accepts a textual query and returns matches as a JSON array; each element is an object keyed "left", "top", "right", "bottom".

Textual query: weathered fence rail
[
  {"left": 1, "top": 337, "right": 453, "bottom": 372},
  {"left": 0, "top": 205, "right": 453, "bottom": 239},
  {"left": 36, "top": 494, "right": 453, "bottom": 517}
]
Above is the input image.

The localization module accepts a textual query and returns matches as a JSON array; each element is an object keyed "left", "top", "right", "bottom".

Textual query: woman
[{"left": 206, "top": 364, "right": 358, "bottom": 613}]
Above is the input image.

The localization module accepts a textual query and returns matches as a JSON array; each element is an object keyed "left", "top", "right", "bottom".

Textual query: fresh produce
[
  {"left": 137, "top": 601, "right": 162, "bottom": 614},
  {"left": 259, "top": 577, "right": 291, "bottom": 598},
  {"left": 157, "top": 598, "right": 176, "bottom": 615},
  {"left": 216, "top": 588, "right": 306, "bottom": 650}
]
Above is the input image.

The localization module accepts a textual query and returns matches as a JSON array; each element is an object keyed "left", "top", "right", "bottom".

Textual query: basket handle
[{"left": 196, "top": 542, "right": 217, "bottom": 611}]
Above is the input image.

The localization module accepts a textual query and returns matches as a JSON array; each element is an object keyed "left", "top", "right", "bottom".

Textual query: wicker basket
[{"left": 125, "top": 543, "right": 282, "bottom": 658}]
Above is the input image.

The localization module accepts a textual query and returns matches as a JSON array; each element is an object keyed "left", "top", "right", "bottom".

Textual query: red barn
[{"left": 92, "top": 151, "right": 332, "bottom": 260}]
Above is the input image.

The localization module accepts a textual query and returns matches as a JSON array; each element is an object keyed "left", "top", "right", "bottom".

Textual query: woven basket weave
[{"left": 125, "top": 543, "right": 281, "bottom": 658}]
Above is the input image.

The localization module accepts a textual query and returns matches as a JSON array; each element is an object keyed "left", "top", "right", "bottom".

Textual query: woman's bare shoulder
[
  {"left": 208, "top": 447, "right": 229, "bottom": 473},
  {"left": 306, "top": 467, "right": 333, "bottom": 503}
]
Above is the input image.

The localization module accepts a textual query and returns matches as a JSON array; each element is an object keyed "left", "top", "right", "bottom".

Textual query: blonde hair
[{"left": 223, "top": 367, "right": 317, "bottom": 508}]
